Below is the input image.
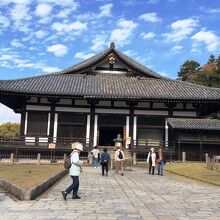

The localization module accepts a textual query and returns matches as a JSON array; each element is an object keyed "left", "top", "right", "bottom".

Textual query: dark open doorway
[{"left": 99, "top": 127, "right": 123, "bottom": 146}]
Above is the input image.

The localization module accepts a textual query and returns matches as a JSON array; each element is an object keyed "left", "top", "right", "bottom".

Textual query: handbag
[{"left": 156, "top": 158, "right": 160, "bottom": 164}]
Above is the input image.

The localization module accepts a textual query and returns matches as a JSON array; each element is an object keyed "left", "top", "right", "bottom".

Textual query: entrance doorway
[{"left": 99, "top": 127, "right": 123, "bottom": 146}]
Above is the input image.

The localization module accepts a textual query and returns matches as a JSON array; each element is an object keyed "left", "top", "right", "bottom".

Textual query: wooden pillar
[
  {"left": 88, "top": 100, "right": 98, "bottom": 148},
  {"left": 200, "top": 141, "right": 203, "bottom": 161},
  {"left": 86, "top": 115, "right": 91, "bottom": 147},
  {"left": 19, "top": 99, "right": 26, "bottom": 136},
  {"left": 90, "top": 103, "right": 95, "bottom": 148},
  {"left": 165, "top": 118, "right": 168, "bottom": 148},
  {"left": 127, "top": 101, "right": 137, "bottom": 149},
  {"left": 48, "top": 98, "right": 59, "bottom": 143},
  {"left": 20, "top": 110, "right": 26, "bottom": 136},
  {"left": 178, "top": 139, "right": 181, "bottom": 161},
  {"left": 49, "top": 102, "right": 55, "bottom": 143}
]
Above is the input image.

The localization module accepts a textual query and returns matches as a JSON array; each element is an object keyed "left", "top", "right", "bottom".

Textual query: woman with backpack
[
  {"left": 114, "top": 146, "right": 125, "bottom": 176},
  {"left": 61, "top": 142, "right": 83, "bottom": 200}
]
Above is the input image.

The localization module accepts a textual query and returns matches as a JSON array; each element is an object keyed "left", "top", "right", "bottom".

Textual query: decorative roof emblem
[
  {"left": 109, "top": 56, "right": 116, "bottom": 64},
  {"left": 110, "top": 42, "right": 115, "bottom": 49}
]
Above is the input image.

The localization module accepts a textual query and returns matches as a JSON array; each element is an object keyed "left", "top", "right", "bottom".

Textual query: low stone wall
[
  {"left": 0, "top": 170, "right": 68, "bottom": 200},
  {"left": 0, "top": 179, "right": 27, "bottom": 200}
]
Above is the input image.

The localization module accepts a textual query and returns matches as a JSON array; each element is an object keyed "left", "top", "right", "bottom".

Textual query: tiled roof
[
  {"left": 1, "top": 74, "right": 220, "bottom": 101},
  {"left": 56, "top": 46, "right": 164, "bottom": 79},
  {"left": 168, "top": 118, "right": 220, "bottom": 130}
]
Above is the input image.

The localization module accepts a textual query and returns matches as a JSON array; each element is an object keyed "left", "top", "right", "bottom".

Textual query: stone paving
[{"left": 0, "top": 166, "right": 220, "bottom": 220}]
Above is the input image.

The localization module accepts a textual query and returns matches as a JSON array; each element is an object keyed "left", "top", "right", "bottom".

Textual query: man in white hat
[{"left": 62, "top": 142, "right": 83, "bottom": 200}]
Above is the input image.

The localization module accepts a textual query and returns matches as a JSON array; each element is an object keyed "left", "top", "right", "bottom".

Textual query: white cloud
[
  {"left": 35, "top": 30, "right": 48, "bottom": 38},
  {"left": 0, "top": 0, "right": 30, "bottom": 5},
  {"left": 200, "top": 7, "right": 220, "bottom": 13},
  {"left": 163, "top": 18, "right": 199, "bottom": 42},
  {"left": 148, "top": 0, "right": 159, "bottom": 4},
  {"left": 0, "top": 104, "right": 20, "bottom": 124},
  {"left": 123, "top": 50, "right": 137, "bottom": 57},
  {"left": 90, "top": 34, "right": 107, "bottom": 51},
  {"left": 35, "top": 3, "right": 52, "bottom": 17},
  {"left": 57, "top": 7, "right": 76, "bottom": 18},
  {"left": 139, "top": 12, "right": 161, "bottom": 23},
  {"left": 0, "top": 50, "right": 61, "bottom": 73},
  {"left": 47, "top": 44, "right": 69, "bottom": 56},
  {"left": 38, "top": 0, "right": 77, "bottom": 7},
  {"left": 74, "top": 52, "right": 95, "bottom": 60},
  {"left": 109, "top": 19, "right": 138, "bottom": 47},
  {"left": 140, "top": 32, "right": 156, "bottom": 40},
  {"left": 10, "top": 3, "right": 30, "bottom": 21},
  {"left": 52, "top": 21, "right": 87, "bottom": 35},
  {"left": 191, "top": 30, "right": 220, "bottom": 52},
  {"left": 42, "top": 66, "right": 60, "bottom": 73},
  {"left": 170, "top": 45, "right": 183, "bottom": 52},
  {"left": 0, "top": 54, "right": 16, "bottom": 61},
  {"left": 0, "top": 15, "right": 10, "bottom": 28},
  {"left": 98, "top": 3, "right": 113, "bottom": 18},
  {"left": 11, "top": 39, "right": 23, "bottom": 48}
]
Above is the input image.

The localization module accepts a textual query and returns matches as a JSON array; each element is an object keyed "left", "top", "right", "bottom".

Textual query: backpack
[
  {"left": 118, "top": 150, "right": 123, "bottom": 159},
  {"left": 64, "top": 154, "right": 72, "bottom": 170}
]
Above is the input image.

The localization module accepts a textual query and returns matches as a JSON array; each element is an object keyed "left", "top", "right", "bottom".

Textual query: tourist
[
  {"left": 100, "top": 148, "right": 110, "bottom": 176},
  {"left": 115, "top": 146, "right": 125, "bottom": 176},
  {"left": 157, "top": 146, "right": 164, "bottom": 176},
  {"left": 91, "top": 146, "right": 100, "bottom": 168},
  {"left": 61, "top": 142, "right": 83, "bottom": 200},
  {"left": 147, "top": 147, "right": 156, "bottom": 175}
]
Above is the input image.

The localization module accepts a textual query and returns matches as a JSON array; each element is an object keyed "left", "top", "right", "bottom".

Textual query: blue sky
[{"left": 0, "top": 0, "right": 220, "bottom": 123}]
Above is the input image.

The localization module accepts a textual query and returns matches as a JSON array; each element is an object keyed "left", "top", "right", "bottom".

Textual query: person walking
[
  {"left": 100, "top": 148, "right": 110, "bottom": 176},
  {"left": 91, "top": 146, "right": 100, "bottom": 168},
  {"left": 147, "top": 147, "right": 156, "bottom": 175},
  {"left": 61, "top": 142, "right": 83, "bottom": 200},
  {"left": 157, "top": 146, "right": 164, "bottom": 176},
  {"left": 114, "top": 146, "right": 125, "bottom": 176}
]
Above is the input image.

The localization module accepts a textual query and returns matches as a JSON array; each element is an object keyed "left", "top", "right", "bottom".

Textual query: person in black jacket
[{"left": 100, "top": 148, "right": 110, "bottom": 176}]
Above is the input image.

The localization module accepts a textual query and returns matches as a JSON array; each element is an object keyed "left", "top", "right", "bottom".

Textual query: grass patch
[
  {"left": 165, "top": 162, "right": 220, "bottom": 186},
  {"left": 0, "top": 163, "right": 64, "bottom": 190}
]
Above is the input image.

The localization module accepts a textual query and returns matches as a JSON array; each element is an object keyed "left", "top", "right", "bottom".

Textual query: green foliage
[
  {"left": 177, "top": 60, "right": 201, "bottom": 81},
  {"left": 177, "top": 54, "right": 220, "bottom": 88},
  {"left": 177, "top": 54, "right": 220, "bottom": 119},
  {"left": 0, "top": 122, "right": 20, "bottom": 138}
]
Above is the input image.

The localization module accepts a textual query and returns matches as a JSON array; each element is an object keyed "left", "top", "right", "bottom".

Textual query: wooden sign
[
  {"left": 48, "top": 143, "right": 56, "bottom": 149},
  {"left": 126, "top": 137, "right": 131, "bottom": 144}
]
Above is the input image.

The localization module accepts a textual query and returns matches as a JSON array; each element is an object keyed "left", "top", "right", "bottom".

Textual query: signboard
[
  {"left": 126, "top": 136, "right": 131, "bottom": 144},
  {"left": 48, "top": 143, "right": 56, "bottom": 149}
]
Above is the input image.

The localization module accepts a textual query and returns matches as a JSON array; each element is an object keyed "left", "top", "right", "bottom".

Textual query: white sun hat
[{"left": 71, "top": 142, "right": 83, "bottom": 151}]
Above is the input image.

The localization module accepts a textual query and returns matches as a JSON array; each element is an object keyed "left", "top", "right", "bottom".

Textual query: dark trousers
[
  {"left": 65, "top": 176, "right": 79, "bottom": 196},
  {"left": 149, "top": 162, "right": 155, "bottom": 175},
  {"left": 102, "top": 162, "right": 108, "bottom": 175}
]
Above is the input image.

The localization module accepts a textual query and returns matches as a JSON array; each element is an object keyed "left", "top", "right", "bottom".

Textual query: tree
[
  {"left": 177, "top": 60, "right": 201, "bottom": 81},
  {"left": 177, "top": 54, "right": 220, "bottom": 119},
  {"left": 208, "top": 54, "right": 215, "bottom": 64},
  {"left": 0, "top": 122, "right": 20, "bottom": 138}
]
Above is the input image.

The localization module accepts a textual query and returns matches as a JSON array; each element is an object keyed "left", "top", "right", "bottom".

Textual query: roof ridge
[{"left": 176, "top": 79, "right": 220, "bottom": 91}]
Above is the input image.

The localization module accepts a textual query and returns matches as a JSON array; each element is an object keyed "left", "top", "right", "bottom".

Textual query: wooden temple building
[{"left": 0, "top": 42, "right": 220, "bottom": 158}]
